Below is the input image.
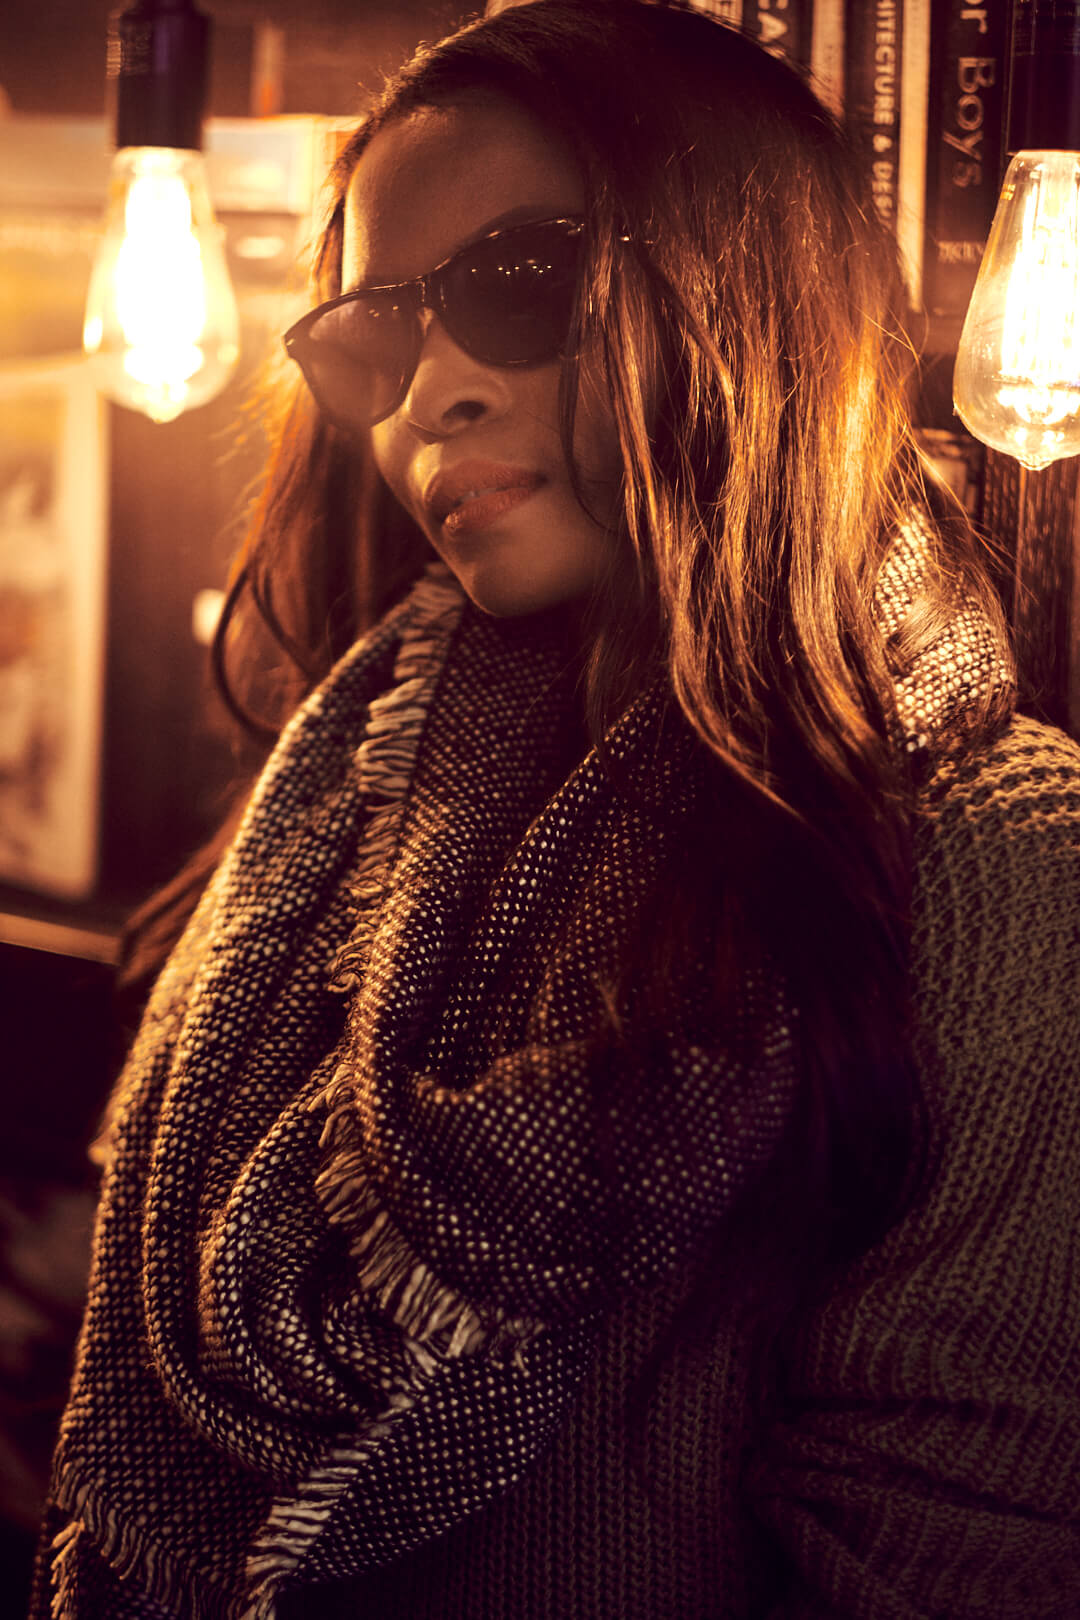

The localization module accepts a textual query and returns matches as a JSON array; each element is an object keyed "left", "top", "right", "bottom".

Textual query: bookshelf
[
  {"left": 982, "top": 453, "right": 1080, "bottom": 734},
  {"left": 730, "top": 0, "right": 1079, "bottom": 737}
]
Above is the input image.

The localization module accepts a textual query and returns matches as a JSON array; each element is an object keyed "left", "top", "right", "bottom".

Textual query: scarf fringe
[
  {"left": 48, "top": 1479, "right": 231, "bottom": 1620},
  {"left": 327, "top": 565, "right": 463, "bottom": 997},
  {"left": 41, "top": 525, "right": 1019, "bottom": 1619},
  {"left": 316, "top": 1148, "right": 539, "bottom": 1358},
  {"left": 48, "top": 1519, "right": 81, "bottom": 1620},
  {"left": 232, "top": 561, "right": 533, "bottom": 1610},
  {"left": 239, "top": 1413, "right": 427, "bottom": 1620}
]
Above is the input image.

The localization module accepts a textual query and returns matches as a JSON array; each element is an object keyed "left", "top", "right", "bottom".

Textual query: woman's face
[{"left": 342, "top": 95, "right": 623, "bottom": 618}]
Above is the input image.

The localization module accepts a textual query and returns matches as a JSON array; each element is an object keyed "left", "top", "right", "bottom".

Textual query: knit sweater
[
  {"left": 274, "top": 712, "right": 1080, "bottom": 1620},
  {"left": 34, "top": 541, "right": 1080, "bottom": 1619}
]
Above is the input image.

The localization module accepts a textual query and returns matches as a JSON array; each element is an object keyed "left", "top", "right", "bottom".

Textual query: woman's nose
[{"left": 399, "top": 312, "right": 514, "bottom": 438}]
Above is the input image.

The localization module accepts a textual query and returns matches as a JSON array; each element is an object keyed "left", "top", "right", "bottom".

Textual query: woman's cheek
[
  {"left": 571, "top": 385, "right": 625, "bottom": 527},
  {"left": 370, "top": 423, "right": 417, "bottom": 526}
]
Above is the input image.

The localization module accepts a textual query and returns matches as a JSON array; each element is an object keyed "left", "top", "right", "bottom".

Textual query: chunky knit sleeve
[{"left": 746, "top": 716, "right": 1080, "bottom": 1619}]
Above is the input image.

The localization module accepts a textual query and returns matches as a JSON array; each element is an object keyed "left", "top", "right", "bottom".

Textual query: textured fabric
[
  {"left": 277, "top": 717, "right": 1080, "bottom": 1620},
  {"left": 33, "top": 532, "right": 1079, "bottom": 1620},
  {"left": 748, "top": 714, "right": 1080, "bottom": 1619},
  {"left": 33, "top": 560, "right": 802, "bottom": 1620}
]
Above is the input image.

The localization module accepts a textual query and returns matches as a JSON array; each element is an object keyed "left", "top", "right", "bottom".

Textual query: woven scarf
[{"left": 37, "top": 528, "right": 1012, "bottom": 1620}]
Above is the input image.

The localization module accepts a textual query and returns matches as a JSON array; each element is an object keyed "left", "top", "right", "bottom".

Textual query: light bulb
[
  {"left": 954, "top": 150, "right": 1080, "bottom": 472},
  {"left": 83, "top": 146, "right": 240, "bottom": 424}
]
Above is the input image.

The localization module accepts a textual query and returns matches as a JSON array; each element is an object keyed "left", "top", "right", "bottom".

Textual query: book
[
  {"left": 810, "top": 0, "right": 846, "bottom": 115},
  {"left": 922, "top": 0, "right": 1007, "bottom": 318},
  {"left": 846, "top": 0, "right": 904, "bottom": 240},
  {"left": 896, "top": 0, "right": 932, "bottom": 310},
  {"left": 916, "top": 425, "right": 984, "bottom": 511},
  {"left": 688, "top": 0, "right": 746, "bottom": 23},
  {"left": 743, "top": 1, "right": 815, "bottom": 75},
  {"left": 698, "top": 1, "right": 843, "bottom": 112}
]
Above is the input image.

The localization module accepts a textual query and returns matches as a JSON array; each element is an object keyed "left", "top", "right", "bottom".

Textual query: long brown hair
[{"left": 126, "top": 1, "right": 1012, "bottom": 1314}]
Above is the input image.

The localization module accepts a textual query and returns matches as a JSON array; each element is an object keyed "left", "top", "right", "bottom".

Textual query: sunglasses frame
[{"left": 283, "top": 214, "right": 588, "bottom": 426}]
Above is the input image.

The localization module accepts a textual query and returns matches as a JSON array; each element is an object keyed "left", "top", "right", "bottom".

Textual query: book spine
[
  {"left": 922, "top": 0, "right": 1007, "bottom": 318},
  {"left": 811, "top": 0, "right": 846, "bottom": 115},
  {"left": 845, "top": 0, "right": 903, "bottom": 240},
  {"left": 745, "top": 0, "right": 815, "bottom": 74},
  {"left": 897, "top": 0, "right": 932, "bottom": 309},
  {"left": 690, "top": 0, "right": 745, "bottom": 24}
]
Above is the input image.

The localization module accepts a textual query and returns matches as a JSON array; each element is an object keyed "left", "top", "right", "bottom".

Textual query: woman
[{"left": 34, "top": 3, "right": 1080, "bottom": 1617}]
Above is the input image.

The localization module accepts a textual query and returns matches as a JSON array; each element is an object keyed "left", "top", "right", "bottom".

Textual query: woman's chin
[
  {"left": 419, "top": 483, "right": 620, "bottom": 628},
  {"left": 436, "top": 555, "right": 595, "bottom": 622}
]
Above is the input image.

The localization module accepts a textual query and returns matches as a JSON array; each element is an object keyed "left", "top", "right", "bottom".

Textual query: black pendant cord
[
  {"left": 111, "top": 0, "right": 211, "bottom": 153},
  {"left": 1006, "top": 0, "right": 1080, "bottom": 156}
]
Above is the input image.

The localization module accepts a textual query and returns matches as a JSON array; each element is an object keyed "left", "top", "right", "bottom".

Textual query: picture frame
[{"left": 0, "top": 355, "right": 107, "bottom": 899}]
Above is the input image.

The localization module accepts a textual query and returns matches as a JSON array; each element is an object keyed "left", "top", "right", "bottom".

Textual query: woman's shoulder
[
  {"left": 911, "top": 712, "right": 1080, "bottom": 1077},
  {"left": 916, "top": 711, "right": 1080, "bottom": 866}
]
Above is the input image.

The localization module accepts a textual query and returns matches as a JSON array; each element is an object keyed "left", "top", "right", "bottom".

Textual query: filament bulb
[
  {"left": 84, "top": 147, "right": 240, "bottom": 424},
  {"left": 954, "top": 151, "right": 1080, "bottom": 472}
]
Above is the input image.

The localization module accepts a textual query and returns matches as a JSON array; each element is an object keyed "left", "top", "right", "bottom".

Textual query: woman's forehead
[{"left": 341, "top": 96, "right": 584, "bottom": 289}]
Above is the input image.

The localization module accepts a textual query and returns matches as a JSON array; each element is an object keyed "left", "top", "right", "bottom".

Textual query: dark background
[
  {"left": 1, "top": 0, "right": 477, "bottom": 919},
  {"left": 4, "top": 0, "right": 472, "bottom": 122}
]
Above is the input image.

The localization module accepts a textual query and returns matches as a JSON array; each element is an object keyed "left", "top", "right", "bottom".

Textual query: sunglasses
[{"left": 283, "top": 216, "right": 588, "bottom": 430}]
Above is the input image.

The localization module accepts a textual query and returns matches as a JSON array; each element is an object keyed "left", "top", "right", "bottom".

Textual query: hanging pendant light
[
  {"left": 953, "top": 0, "right": 1080, "bottom": 471},
  {"left": 83, "top": 0, "right": 240, "bottom": 424}
]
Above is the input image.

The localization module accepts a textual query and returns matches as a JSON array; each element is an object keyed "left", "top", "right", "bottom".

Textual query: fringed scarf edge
[
  {"left": 315, "top": 559, "right": 542, "bottom": 1362},
  {"left": 325, "top": 562, "right": 464, "bottom": 997}
]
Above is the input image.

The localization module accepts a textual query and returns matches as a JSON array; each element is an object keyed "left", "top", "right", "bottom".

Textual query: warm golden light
[
  {"left": 954, "top": 151, "right": 1080, "bottom": 472},
  {"left": 83, "top": 148, "right": 239, "bottom": 424}
]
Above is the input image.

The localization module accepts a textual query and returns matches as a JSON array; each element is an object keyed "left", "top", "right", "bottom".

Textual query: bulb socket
[
  {"left": 1006, "top": 0, "right": 1080, "bottom": 154},
  {"left": 112, "top": 0, "right": 211, "bottom": 153}
]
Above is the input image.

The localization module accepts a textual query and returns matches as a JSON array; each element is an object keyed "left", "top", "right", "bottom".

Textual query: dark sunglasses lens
[
  {"left": 440, "top": 224, "right": 583, "bottom": 365},
  {"left": 295, "top": 291, "right": 417, "bottom": 427}
]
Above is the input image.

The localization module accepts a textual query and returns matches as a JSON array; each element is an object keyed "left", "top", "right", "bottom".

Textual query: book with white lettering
[
  {"left": 846, "top": 0, "right": 904, "bottom": 247},
  {"left": 687, "top": 0, "right": 746, "bottom": 24},
  {"left": 738, "top": 1, "right": 847, "bottom": 118},
  {"left": 922, "top": 0, "right": 1006, "bottom": 317},
  {"left": 742, "top": 0, "right": 815, "bottom": 75}
]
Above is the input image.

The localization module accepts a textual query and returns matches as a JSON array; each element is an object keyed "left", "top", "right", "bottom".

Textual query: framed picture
[{"left": 0, "top": 355, "right": 107, "bottom": 899}]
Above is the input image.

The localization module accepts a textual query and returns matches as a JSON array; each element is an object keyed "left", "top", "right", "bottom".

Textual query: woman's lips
[
  {"left": 423, "top": 460, "right": 547, "bottom": 537},
  {"left": 442, "top": 480, "right": 545, "bottom": 536}
]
